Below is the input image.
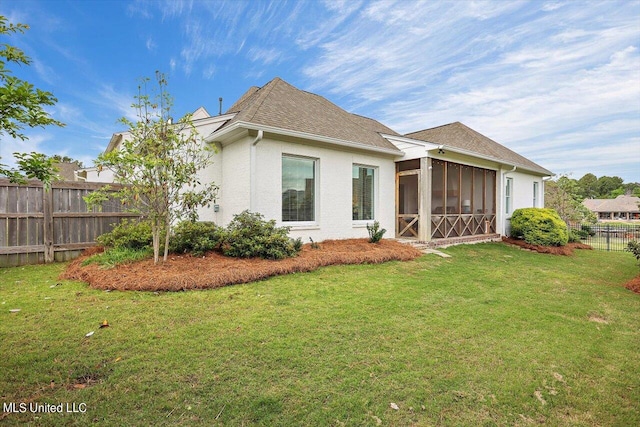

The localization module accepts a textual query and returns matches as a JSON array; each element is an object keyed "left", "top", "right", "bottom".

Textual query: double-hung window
[
  {"left": 505, "top": 177, "right": 513, "bottom": 214},
  {"left": 282, "top": 155, "right": 316, "bottom": 222},
  {"left": 352, "top": 165, "right": 375, "bottom": 221}
]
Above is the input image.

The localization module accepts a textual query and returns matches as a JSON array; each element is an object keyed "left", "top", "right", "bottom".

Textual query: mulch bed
[
  {"left": 501, "top": 237, "right": 593, "bottom": 255},
  {"left": 625, "top": 275, "right": 640, "bottom": 294},
  {"left": 61, "top": 239, "right": 423, "bottom": 292}
]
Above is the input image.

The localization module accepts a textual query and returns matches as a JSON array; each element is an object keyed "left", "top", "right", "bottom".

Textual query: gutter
[{"left": 206, "top": 121, "right": 403, "bottom": 156}]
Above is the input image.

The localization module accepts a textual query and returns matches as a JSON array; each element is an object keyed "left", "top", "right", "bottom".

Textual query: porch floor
[{"left": 395, "top": 233, "right": 501, "bottom": 249}]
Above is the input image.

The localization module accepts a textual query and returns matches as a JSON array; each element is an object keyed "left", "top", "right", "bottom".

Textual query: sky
[{"left": 1, "top": 0, "right": 639, "bottom": 183}]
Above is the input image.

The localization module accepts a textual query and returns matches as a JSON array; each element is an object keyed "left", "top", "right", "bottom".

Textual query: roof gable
[
  {"left": 221, "top": 77, "right": 400, "bottom": 151},
  {"left": 405, "top": 122, "right": 552, "bottom": 175},
  {"left": 583, "top": 195, "right": 640, "bottom": 213}
]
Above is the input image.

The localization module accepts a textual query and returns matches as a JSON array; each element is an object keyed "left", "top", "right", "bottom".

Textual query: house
[
  {"left": 87, "top": 77, "right": 553, "bottom": 245},
  {"left": 583, "top": 195, "right": 640, "bottom": 221}
]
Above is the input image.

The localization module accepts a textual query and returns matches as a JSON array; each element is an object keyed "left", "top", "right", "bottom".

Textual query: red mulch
[
  {"left": 501, "top": 237, "right": 593, "bottom": 255},
  {"left": 60, "top": 239, "right": 423, "bottom": 292},
  {"left": 624, "top": 274, "right": 640, "bottom": 294}
]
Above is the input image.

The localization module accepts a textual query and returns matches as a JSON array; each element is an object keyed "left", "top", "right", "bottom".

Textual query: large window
[
  {"left": 352, "top": 165, "right": 375, "bottom": 221},
  {"left": 282, "top": 155, "right": 315, "bottom": 222}
]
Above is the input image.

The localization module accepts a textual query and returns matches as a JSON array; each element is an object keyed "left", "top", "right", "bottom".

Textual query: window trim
[
  {"left": 505, "top": 177, "right": 514, "bottom": 215},
  {"left": 533, "top": 181, "right": 539, "bottom": 207},
  {"left": 281, "top": 154, "right": 318, "bottom": 225},
  {"left": 352, "top": 164, "right": 377, "bottom": 224}
]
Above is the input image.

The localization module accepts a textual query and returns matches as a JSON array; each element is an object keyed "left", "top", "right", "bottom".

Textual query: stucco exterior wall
[{"left": 247, "top": 136, "right": 396, "bottom": 242}]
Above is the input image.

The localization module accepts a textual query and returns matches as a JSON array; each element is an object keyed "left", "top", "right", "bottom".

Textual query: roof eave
[
  {"left": 385, "top": 133, "right": 552, "bottom": 176},
  {"left": 207, "top": 121, "right": 404, "bottom": 156}
]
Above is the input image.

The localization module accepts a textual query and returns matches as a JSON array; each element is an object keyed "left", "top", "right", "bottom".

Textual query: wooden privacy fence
[{"left": 0, "top": 179, "right": 140, "bottom": 267}]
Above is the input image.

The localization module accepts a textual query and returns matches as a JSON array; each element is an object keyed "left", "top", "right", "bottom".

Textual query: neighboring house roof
[
  {"left": 583, "top": 195, "right": 640, "bottom": 213},
  {"left": 405, "top": 122, "right": 552, "bottom": 175},
  {"left": 219, "top": 77, "right": 401, "bottom": 151}
]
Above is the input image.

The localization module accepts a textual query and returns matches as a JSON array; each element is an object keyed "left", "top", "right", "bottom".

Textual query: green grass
[
  {"left": 81, "top": 247, "right": 153, "bottom": 268},
  {"left": 1, "top": 243, "right": 638, "bottom": 426}
]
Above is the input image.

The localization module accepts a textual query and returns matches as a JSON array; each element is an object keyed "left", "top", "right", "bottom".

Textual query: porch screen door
[{"left": 396, "top": 170, "right": 420, "bottom": 238}]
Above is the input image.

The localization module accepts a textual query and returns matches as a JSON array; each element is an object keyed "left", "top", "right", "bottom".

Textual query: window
[
  {"left": 353, "top": 165, "right": 375, "bottom": 220},
  {"left": 533, "top": 181, "right": 539, "bottom": 207},
  {"left": 505, "top": 177, "right": 513, "bottom": 214},
  {"left": 282, "top": 155, "right": 315, "bottom": 222}
]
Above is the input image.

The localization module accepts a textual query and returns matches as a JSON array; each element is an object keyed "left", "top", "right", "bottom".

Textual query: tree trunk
[{"left": 151, "top": 220, "right": 160, "bottom": 265}]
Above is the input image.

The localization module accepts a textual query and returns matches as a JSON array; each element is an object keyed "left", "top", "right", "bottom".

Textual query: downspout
[
  {"left": 501, "top": 165, "right": 517, "bottom": 236},
  {"left": 250, "top": 130, "right": 264, "bottom": 212}
]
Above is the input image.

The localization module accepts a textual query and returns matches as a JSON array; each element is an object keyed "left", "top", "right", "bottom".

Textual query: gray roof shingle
[
  {"left": 583, "top": 195, "right": 640, "bottom": 213},
  {"left": 405, "top": 122, "right": 552, "bottom": 175},
  {"left": 221, "top": 77, "right": 401, "bottom": 151}
]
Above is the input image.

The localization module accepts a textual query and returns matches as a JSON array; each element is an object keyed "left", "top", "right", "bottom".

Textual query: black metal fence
[{"left": 567, "top": 222, "right": 640, "bottom": 252}]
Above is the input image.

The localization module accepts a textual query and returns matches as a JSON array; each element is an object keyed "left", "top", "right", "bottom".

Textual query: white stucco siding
[
  {"left": 250, "top": 136, "right": 396, "bottom": 242},
  {"left": 500, "top": 169, "right": 547, "bottom": 235},
  {"left": 218, "top": 137, "right": 252, "bottom": 226},
  {"left": 83, "top": 167, "right": 115, "bottom": 183},
  {"left": 194, "top": 143, "right": 224, "bottom": 224}
]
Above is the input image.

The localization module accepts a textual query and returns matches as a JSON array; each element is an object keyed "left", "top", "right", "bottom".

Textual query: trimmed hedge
[{"left": 510, "top": 208, "right": 569, "bottom": 247}]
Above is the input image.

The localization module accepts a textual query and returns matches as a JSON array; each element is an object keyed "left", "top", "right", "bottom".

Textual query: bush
[
  {"left": 510, "top": 208, "right": 569, "bottom": 247},
  {"left": 625, "top": 240, "right": 640, "bottom": 265},
  {"left": 96, "top": 220, "right": 153, "bottom": 249},
  {"left": 568, "top": 229, "right": 581, "bottom": 243},
  {"left": 366, "top": 221, "right": 386, "bottom": 243},
  {"left": 222, "top": 210, "right": 300, "bottom": 260},
  {"left": 170, "top": 221, "right": 225, "bottom": 257}
]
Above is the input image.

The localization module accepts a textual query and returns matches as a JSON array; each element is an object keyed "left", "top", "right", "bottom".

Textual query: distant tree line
[{"left": 545, "top": 173, "right": 640, "bottom": 223}]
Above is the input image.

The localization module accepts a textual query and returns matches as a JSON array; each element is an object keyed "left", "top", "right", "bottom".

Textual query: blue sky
[{"left": 1, "top": 0, "right": 639, "bottom": 182}]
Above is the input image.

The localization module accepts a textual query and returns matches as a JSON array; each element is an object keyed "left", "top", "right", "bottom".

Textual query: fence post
[
  {"left": 606, "top": 224, "right": 610, "bottom": 252},
  {"left": 43, "top": 187, "right": 54, "bottom": 263}
]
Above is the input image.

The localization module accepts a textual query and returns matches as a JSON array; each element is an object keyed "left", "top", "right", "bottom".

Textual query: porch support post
[{"left": 419, "top": 157, "right": 431, "bottom": 242}]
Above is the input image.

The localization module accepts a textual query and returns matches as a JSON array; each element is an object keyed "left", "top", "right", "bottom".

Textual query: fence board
[{"left": 0, "top": 179, "right": 140, "bottom": 267}]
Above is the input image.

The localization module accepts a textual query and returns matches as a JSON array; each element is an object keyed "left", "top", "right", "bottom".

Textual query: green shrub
[
  {"left": 222, "top": 210, "right": 300, "bottom": 260},
  {"left": 568, "top": 229, "right": 582, "bottom": 243},
  {"left": 625, "top": 240, "right": 640, "bottom": 265},
  {"left": 510, "top": 208, "right": 569, "bottom": 247},
  {"left": 170, "top": 221, "right": 225, "bottom": 257},
  {"left": 366, "top": 221, "right": 386, "bottom": 243},
  {"left": 96, "top": 219, "right": 153, "bottom": 249}
]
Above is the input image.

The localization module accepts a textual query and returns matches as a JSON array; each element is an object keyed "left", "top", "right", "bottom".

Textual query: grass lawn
[{"left": 1, "top": 242, "right": 638, "bottom": 426}]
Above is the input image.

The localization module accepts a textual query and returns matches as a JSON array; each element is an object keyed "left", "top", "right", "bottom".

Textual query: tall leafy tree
[
  {"left": 545, "top": 176, "right": 596, "bottom": 223},
  {"left": 87, "top": 72, "right": 218, "bottom": 264},
  {"left": 577, "top": 173, "right": 598, "bottom": 199},
  {"left": 596, "top": 175, "right": 624, "bottom": 198},
  {"left": 0, "top": 15, "right": 63, "bottom": 186}
]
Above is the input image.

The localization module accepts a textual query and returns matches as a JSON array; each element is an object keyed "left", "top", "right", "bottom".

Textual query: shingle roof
[
  {"left": 221, "top": 77, "right": 401, "bottom": 151},
  {"left": 405, "top": 122, "right": 552, "bottom": 175},
  {"left": 583, "top": 195, "right": 640, "bottom": 213}
]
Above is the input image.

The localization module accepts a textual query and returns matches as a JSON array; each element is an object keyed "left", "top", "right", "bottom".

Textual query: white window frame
[
  {"left": 352, "top": 164, "right": 377, "bottom": 224},
  {"left": 505, "top": 177, "right": 513, "bottom": 215},
  {"left": 533, "top": 181, "right": 539, "bottom": 207},
  {"left": 281, "top": 154, "right": 318, "bottom": 226}
]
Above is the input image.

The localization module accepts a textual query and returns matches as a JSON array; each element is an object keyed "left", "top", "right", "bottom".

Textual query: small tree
[
  {"left": 545, "top": 176, "right": 596, "bottom": 223},
  {"left": 87, "top": 72, "right": 218, "bottom": 264}
]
